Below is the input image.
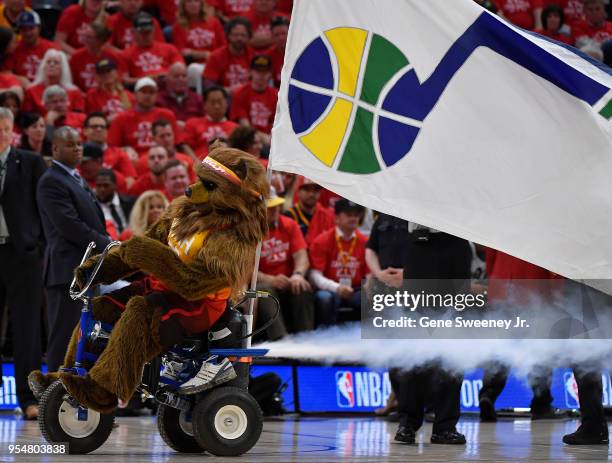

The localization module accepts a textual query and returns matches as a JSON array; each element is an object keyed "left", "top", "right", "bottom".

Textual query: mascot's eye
[{"left": 203, "top": 181, "right": 218, "bottom": 191}]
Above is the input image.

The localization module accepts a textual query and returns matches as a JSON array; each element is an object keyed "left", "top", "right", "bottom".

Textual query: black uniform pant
[
  {"left": 0, "top": 243, "right": 43, "bottom": 410},
  {"left": 45, "top": 284, "right": 82, "bottom": 373},
  {"left": 573, "top": 365, "right": 607, "bottom": 434},
  {"left": 479, "top": 362, "right": 553, "bottom": 414}
]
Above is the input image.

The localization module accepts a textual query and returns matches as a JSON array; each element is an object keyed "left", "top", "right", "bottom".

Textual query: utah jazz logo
[{"left": 288, "top": 13, "right": 612, "bottom": 175}]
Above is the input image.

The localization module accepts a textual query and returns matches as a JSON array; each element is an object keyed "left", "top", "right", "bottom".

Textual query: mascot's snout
[{"left": 185, "top": 182, "right": 209, "bottom": 204}]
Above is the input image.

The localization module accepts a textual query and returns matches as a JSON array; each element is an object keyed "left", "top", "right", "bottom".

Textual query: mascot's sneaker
[
  {"left": 161, "top": 359, "right": 187, "bottom": 382},
  {"left": 178, "top": 356, "right": 236, "bottom": 394}
]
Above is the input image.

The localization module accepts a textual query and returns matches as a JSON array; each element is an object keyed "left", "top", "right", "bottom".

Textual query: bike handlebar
[{"left": 69, "top": 241, "right": 122, "bottom": 301}]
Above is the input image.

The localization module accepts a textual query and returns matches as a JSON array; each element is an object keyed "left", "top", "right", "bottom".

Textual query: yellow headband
[{"left": 201, "top": 157, "right": 262, "bottom": 199}]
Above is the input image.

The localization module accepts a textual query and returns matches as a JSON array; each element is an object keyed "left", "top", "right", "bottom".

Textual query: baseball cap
[
  {"left": 251, "top": 54, "right": 272, "bottom": 71},
  {"left": 95, "top": 58, "right": 116, "bottom": 74},
  {"left": 135, "top": 76, "right": 158, "bottom": 92},
  {"left": 17, "top": 11, "right": 41, "bottom": 28},
  {"left": 334, "top": 198, "right": 365, "bottom": 215},
  {"left": 298, "top": 178, "right": 322, "bottom": 190},
  {"left": 133, "top": 12, "right": 154, "bottom": 31},
  {"left": 266, "top": 187, "right": 285, "bottom": 208},
  {"left": 82, "top": 143, "right": 104, "bottom": 162}
]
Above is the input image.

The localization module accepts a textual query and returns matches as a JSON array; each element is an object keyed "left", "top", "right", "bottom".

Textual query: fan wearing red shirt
[
  {"left": 535, "top": 4, "right": 574, "bottom": 44},
  {"left": 122, "top": 12, "right": 184, "bottom": 84},
  {"left": 55, "top": 0, "right": 104, "bottom": 54},
  {"left": 203, "top": 17, "right": 254, "bottom": 93},
  {"left": 309, "top": 199, "right": 368, "bottom": 326},
  {"left": 184, "top": 86, "right": 238, "bottom": 155},
  {"left": 230, "top": 54, "right": 278, "bottom": 134},
  {"left": 7, "top": 11, "right": 58, "bottom": 83},
  {"left": 106, "top": 0, "right": 164, "bottom": 50},
  {"left": 172, "top": 0, "right": 226, "bottom": 63},
  {"left": 494, "top": 0, "right": 544, "bottom": 30},
  {"left": 85, "top": 58, "right": 135, "bottom": 120},
  {"left": 284, "top": 179, "right": 335, "bottom": 245},
  {"left": 42, "top": 85, "right": 86, "bottom": 132},
  {"left": 69, "top": 23, "right": 127, "bottom": 92},
  {"left": 79, "top": 142, "right": 128, "bottom": 194},
  {"left": 214, "top": 0, "right": 254, "bottom": 21},
  {"left": 128, "top": 144, "right": 168, "bottom": 197},
  {"left": 107, "top": 76, "right": 177, "bottom": 155},
  {"left": 256, "top": 189, "right": 314, "bottom": 340},
  {"left": 573, "top": 0, "right": 612, "bottom": 45},
  {"left": 263, "top": 16, "right": 288, "bottom": 87},
  {"left": 246, "top": 0, "right": 288, "bottom": 49},
  {"left": 542, "top": 0, "right": 584, "bottom": 28}
]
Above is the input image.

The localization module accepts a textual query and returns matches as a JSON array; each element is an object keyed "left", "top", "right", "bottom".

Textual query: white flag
[{"left": 269, "top": 0, "right": 612, "bottom": 281}]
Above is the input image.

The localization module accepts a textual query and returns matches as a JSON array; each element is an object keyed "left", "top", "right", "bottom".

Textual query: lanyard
[
  {"left": 295, "top": 203, "right": 310, "bottom": 226},
  {"left": 335, "top": 233, "right": 357, "bottom": 269}
]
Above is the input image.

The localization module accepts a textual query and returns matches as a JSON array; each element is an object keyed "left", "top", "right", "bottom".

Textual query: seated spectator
[
  {"left": 55, "top": 0, "right": 105, "bottom": 55},
  {"left": 70, "top": 23, "right": 126, "bottom": 92},
  {"left": 184, "top": 85, "right": 238, "bottom": 155},
  {"left": 156, "top": 62, "right": 203, "bottom": 123},
  {"left": 19, "top": 112, "right": 52, "bottom": 164},
  {"left": 172, "top": 0, "right": 226, "bottom": 63},
  {"left": 122, "top": 12, "right": 184, "bottom": 85},
  {"left": 573, "top": 0, "right": 612, "bottom": 46},
  {"left": 0, "top": 91, "right": 23, "bottom": 145},
  {"left": 106, "top": 0, "right": 164, "bottom": 50},
  {"left": 83, "top": 112, "right": 137, "bottom": 187},
  {"left": 542, "top": 0, "right": 584, "bottom": 29},
  {"left": 228, "top": 125, "right": 266, "bottom": 165},
  {"left": 494, "top": 0, "right": 543, "bottom": 30},
  {"left": 203, "top": 17, "right": 254, "bottom": 93},
  {"left": 79, "top": 142, "right": 128, "bottom": 193},
  {"left": 256, "top": 187, "right": 314, "bottom": 341},
  {"left": 230, "top": 54, "right": 278, "bottom": 135},
  {"left": 95, "top": 168, "right": 135, "bottom": 238},
  {"left": 42, "top": 85, "right": 86, "bottom": 132},
  {"left": 143, "top": 0, "right": 178, "bottom": 27},
  {"left": 0, "top": 0, "right": 29, "bottom": 32},
  {"left": 0, "top": 28, "right": 22, "bottom": 100},
  {"left": 309, "top": 199, "right": 369, "bottom": 326},
  {"left": 23, "top": 49, "right": 85, "bottom": 115},
  {"left": 264, "top": 16, "right": 288, "bottom": 87},
  {"left": 535, "top": 4, "right": 574, "bottom": 44},
  {"left": 6, "top": 11, "right": 58, "bottom": 84},
  {"left": 163, "top": 158, "right": 190, "bottom": 200},
  {"left": 85, "top": 58, "right": 135, "bottom": 120},
  {"left": 127, "top": 189, "right": 169, "bottom": 238},
  {"left": 284, "top": 178, "right": 335, "bottom": 244},
  {"left": 108, "top": 76, "right": 177, "bottom": 155},
  {"left": 213, "top": 0, "right": 254, "bottom": 21},
  {"left": 276, "top": 0, "right": 292, "bottom": 15},
  {"left": 247, "top": 0, "right": 288, "bottom": 49},
  {"left": 128, "top": 144, "right": 169, "bottom": 196}
]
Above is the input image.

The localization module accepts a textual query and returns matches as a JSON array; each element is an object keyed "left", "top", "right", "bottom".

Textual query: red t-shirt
[
  {"left": 184, "top": 116, "right": 238, "bottom": 154},
  {"left": 69, "top": 47, "right": 126, "bottom": 91},
  {"left": 85, "top": 87, "right": 136, "bottom": 119},
  {"left": 108, "top": 107, "right": 177, "bottom": 154},
  {"left": 276, "top": 0, "right": 293, "bottom": 15},
  {"left": 245, "top": 10, "right": 288, "bottom": 44},
  {"left": 104, "top": 146, "right": 137, "bottom": 178},
  {"left": 128, "top": 173, "right": 166, "bottom": 197},
  {"left": 135, "top": 151, "right": 195, "bottom": 179},
  {"left": 172, "top": 17, "right": 226, "bottom": 59},
  {"left": 230, "top": 84, "right": 278, "bottom": 134},
  {"left": 106, "top": 12, "right": 165, "bottom": 50},
  {"left": 0, "top": 73, "right": 20, "bottom": 89},
  {"left": 534, "top": 28, "right": 574, "bottom": 44},
  {"left": 309, "top": 228, "right": 369, "bottom": 288},
  {"left": 214, "top": 0, "right": 254, "bottom": 18},
  {"left": 122, "top": 42, "right": 184, "bottom": 79},
  {"left": 203, "top": 45, "right": 254, "bottom": 89},
  {"left": 542, "top": 0, "right": 583, "bottom": 27},
  {"left": 573, "top": 19, "right": 612, "bottom": 44},
  {"left": 263, "top": 45, "right": 284, "bottom": 87},
  {"left": 143, "top": 0, "right": 177, "bottom": 26},
  {"left": 259, "top": 215, "right": 306, "bottom": 277},
  {"left": 55, "top": 4, "right": 95, "bottom": 50},
  {"left": 23, "top": 83, "right": 85, "bottom": 115},
  {"left": 493, "top": 0, "right": 543, "bottom": 30},
  {"left": 7, "top": 38, "right": 57, "bottom": 81}
]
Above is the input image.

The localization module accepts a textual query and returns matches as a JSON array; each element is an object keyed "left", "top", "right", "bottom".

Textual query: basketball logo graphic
[{"left": 288, "top": 27, "right": 421, "bottom": 174}]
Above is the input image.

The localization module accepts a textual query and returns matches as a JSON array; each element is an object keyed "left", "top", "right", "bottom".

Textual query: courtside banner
[{"left": 270, "top": 0, "right": 612, "bottom": 281}]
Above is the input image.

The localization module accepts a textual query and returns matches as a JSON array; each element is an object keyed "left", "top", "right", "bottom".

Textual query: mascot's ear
[{"left": 234, "top": 159, "right": 248, "bottom": 181}]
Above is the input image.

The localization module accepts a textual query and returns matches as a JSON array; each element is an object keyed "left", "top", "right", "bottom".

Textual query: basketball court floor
[{"left": 1, "top": 413, "right": 611, "bottom": 462}]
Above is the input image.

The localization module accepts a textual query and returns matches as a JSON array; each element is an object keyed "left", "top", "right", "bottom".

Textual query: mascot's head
[{"left": 171, "top": 146, "right": 269, "bottom": 243}]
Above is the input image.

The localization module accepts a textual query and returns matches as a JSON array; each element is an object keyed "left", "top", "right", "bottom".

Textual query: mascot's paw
[
  {"left": 74, "top": 255, "right": 100, "bottom": 289},
  {"left": 92, "top": 296, "right": 123, "bottom": 324},
  {"left": 118, "top": 235, "right": 154, "bottom": 267},
  {"left": 59, "top": 373, "right": 118, "bottom": 414},
  {"left": 28, "top": 371, "right": 59, "bottom": 401}
]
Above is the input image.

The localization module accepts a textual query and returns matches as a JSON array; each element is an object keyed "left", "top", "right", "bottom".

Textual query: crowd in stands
[{"left": 0, "top": 0, "right": 611, "bottom": 420}]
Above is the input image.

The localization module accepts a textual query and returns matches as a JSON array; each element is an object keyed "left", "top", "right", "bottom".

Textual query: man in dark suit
[
  {"left": 37, "top": 126, "right": 110, "bottom": 373},
  {"left": 95, "top": 167, "right": 135, "bottom": 237},
  {"left": 0, "top": 107, "right": 47, "bottom": 419}
]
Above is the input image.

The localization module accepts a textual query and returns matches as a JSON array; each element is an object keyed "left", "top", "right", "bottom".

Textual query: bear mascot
[{"left": 28, "top": 147, "right": 269, "bottom": 413}]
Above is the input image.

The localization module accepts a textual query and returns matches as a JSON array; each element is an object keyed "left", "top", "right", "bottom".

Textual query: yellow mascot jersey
[{"left": 167, "top": 219, "right": 209, "bottom": 264}]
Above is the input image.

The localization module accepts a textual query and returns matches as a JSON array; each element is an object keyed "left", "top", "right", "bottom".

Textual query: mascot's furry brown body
[{"left": 29, "top": 147, "right": 269, "bottom": 413}]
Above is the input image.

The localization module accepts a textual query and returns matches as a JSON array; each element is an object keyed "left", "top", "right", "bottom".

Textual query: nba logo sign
[
  {"left": 564, "top": 372, "right": 580, "bottom": 408},
  {"left": 336, "top": 371, "right": 355, "bottom": 408}
]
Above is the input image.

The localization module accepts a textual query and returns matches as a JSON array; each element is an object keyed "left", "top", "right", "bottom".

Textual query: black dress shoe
[
  {"left": 394, "top": 425, "right": 416, "bottom": 444},
  {"left": 563, "top": 425, "right": 609, "bottom": 445},
  {"left": 531, "top": 407, "right": 566, "bottom": 420},
  {"left": 479, "top": 397, "right": 497, "bottom": 422},
  {"left": 431, "top": 429, "right": 466, "bottom": 445}
]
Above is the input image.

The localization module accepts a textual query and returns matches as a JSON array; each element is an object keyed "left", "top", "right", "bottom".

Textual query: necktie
[
  {"left": 0, "top": 159, "right": 6, "bottom": 193},
  {"left": 72, "top": 171, "right": 85, "bottom": 188},
  {"left": 109, "top": 203, "right": 124, "bottom": 233}
]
